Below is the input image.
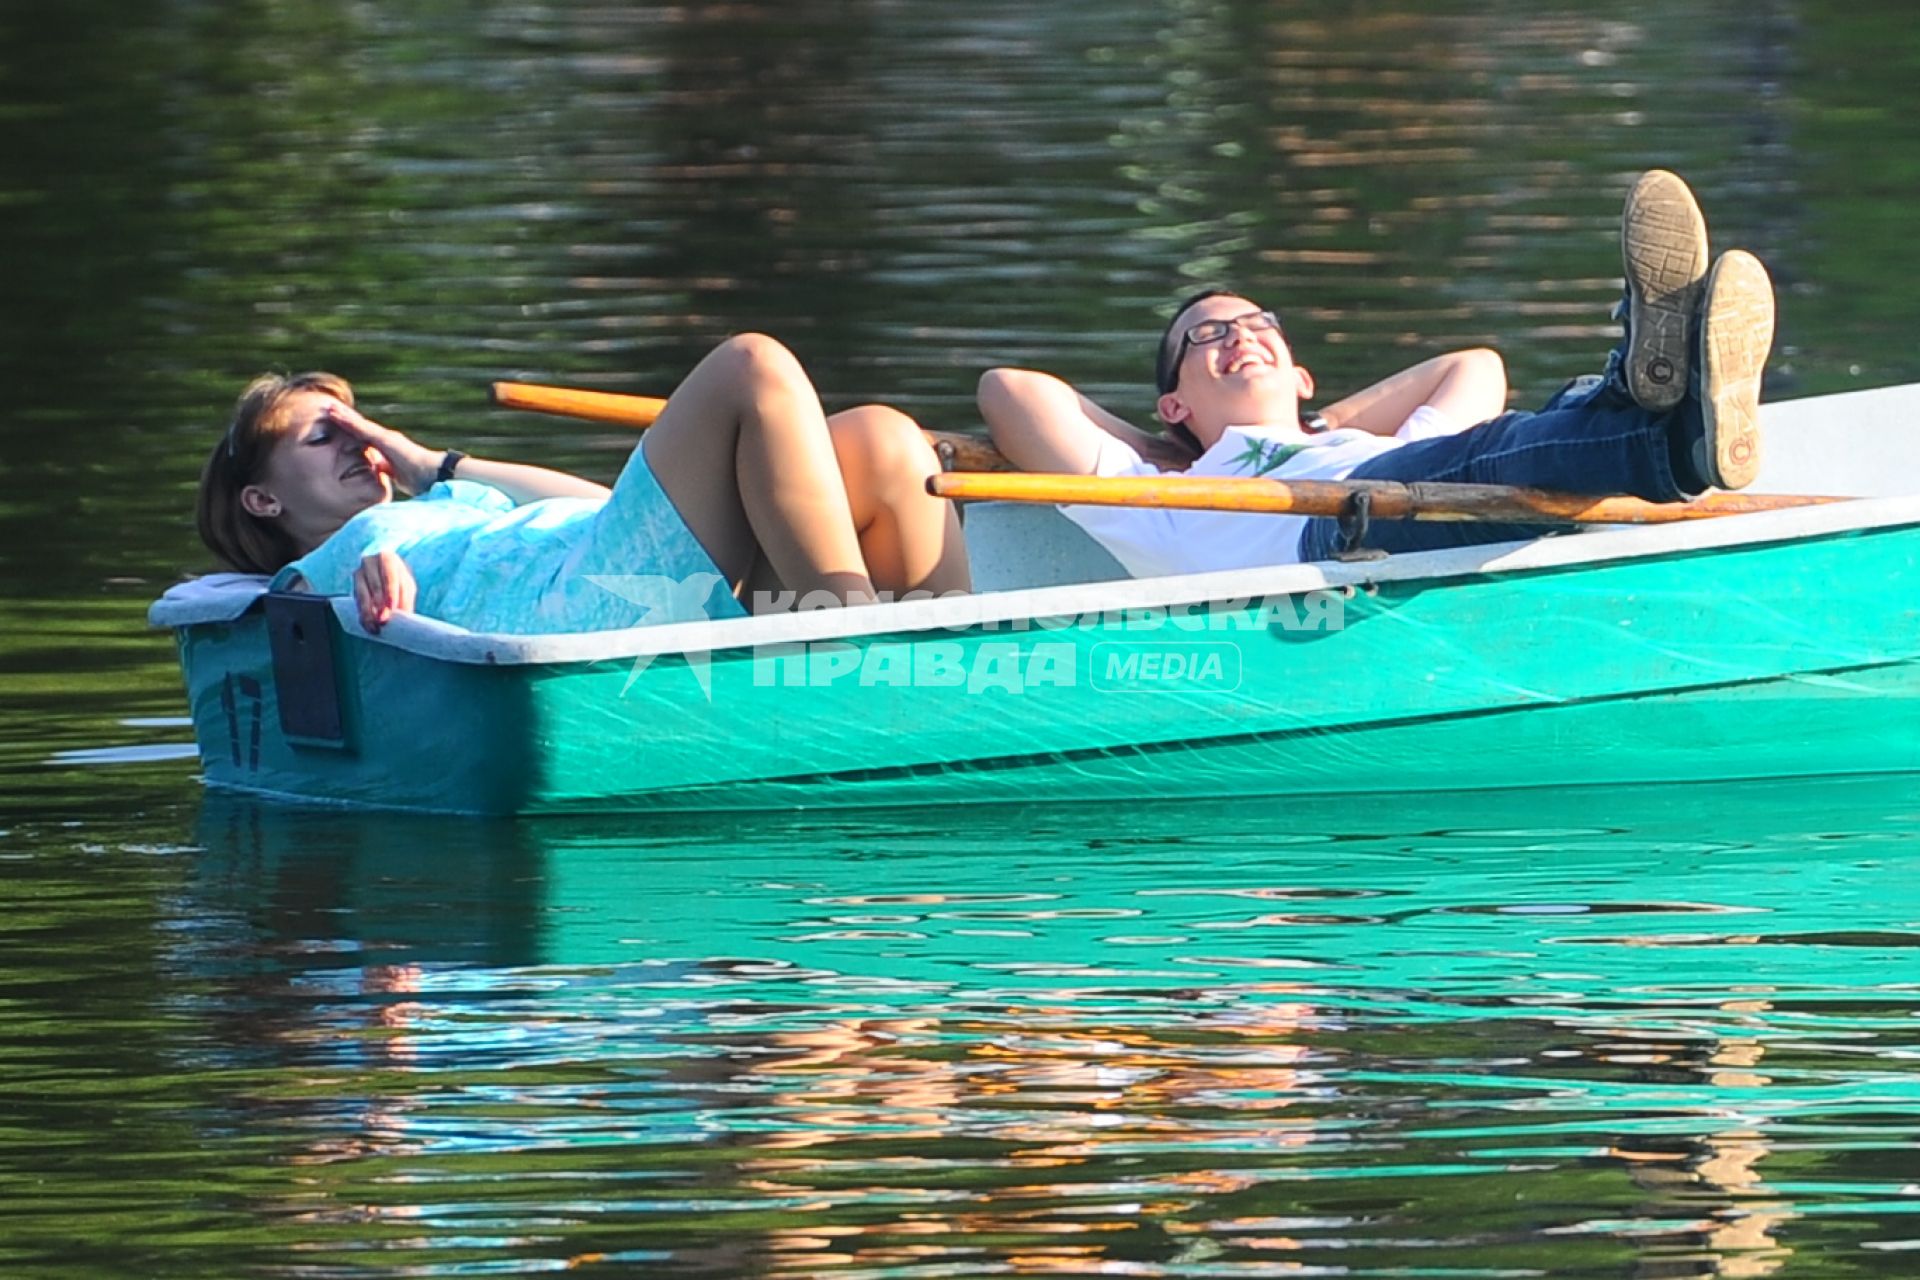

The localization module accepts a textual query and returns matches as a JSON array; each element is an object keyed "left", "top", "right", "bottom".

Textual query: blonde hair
[{"left": 196, "top": 372, "right": 355, "bottom": 575}]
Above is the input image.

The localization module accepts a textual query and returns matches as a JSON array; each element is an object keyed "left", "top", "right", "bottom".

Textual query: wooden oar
[
  {"left": 928, "top": 472, "right": 1843, "bottom": 526},
  {"left": 491, "top": 381, "right": 669, "bottom": 428},
  {"left": 490, "top": 380, "right": 1010, "bottom": 472},
  {"left": 490, "top": 380, "right": 1841, "bottom": 525}
]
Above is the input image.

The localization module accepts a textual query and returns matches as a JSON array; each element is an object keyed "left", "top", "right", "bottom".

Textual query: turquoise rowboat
[{"left": 149, "top": 383, "right": 1920, "bottom": 815}]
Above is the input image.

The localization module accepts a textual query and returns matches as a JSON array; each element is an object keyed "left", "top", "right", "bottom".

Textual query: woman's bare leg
[
  {"left": 827, "top": 406, "right": 972, "bottom": 598},
  {"left": 642, "top": 334, "right": 876, "bottom": 606},
  {"left": 738, "top": 548, "right": 787, "bottom": 615}
]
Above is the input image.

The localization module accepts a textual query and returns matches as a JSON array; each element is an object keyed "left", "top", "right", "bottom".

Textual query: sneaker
[
  {"left": 1621, "top": 170, "right": 1710, "bottom": 412},
  {"left": 1694, "top": 249, "right": 1774, "bottom": 490}
]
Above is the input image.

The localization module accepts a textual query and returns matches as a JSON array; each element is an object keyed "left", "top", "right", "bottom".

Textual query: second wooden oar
[
  {"left": 491, "top": 380, "right": 1842, "bottom": 524},
  {"left": 928, "top": 472, "right": 1843, "bottom": 526},
  {"left": 491, "top": 381, "right": 667, "bottom": 427},
  {"left": 490, "top": 380, "right": 1010, "bottom": 472}
]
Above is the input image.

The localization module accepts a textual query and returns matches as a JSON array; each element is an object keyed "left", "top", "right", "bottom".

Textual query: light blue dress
[{"left": 271, "top": 445, "right": 746, "bottom": 634}]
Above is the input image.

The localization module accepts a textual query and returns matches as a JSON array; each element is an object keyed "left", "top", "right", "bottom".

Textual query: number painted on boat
[{"left": 220, "top": 672, "right": 263, "bottom": 771}]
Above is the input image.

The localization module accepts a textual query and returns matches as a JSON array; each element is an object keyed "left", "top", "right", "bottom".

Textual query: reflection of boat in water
[
  {"left": 193, "top": 798, "right": 550, "bottom": 969},
  {"left": 154, "top": 385, "right": 1920, "bottom": 815},
  {"left": 181, "top": 779, "right": 1915, "bottom": 1277},
  {"left": 190, "top": 773, "right": 1920, "bottom": 993}
]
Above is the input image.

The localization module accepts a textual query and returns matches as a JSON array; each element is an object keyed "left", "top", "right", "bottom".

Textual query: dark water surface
[
  {"left": 11, "top": 780, "right": 1920, "bottom": 1277},
  {"left": 6, "top": 1, "right": 1920, "bottom": 1274}
]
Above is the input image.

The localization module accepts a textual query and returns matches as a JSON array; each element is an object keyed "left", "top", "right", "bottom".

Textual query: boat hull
[{"left": 161, "top": 511, "right": 1920, "bottom": 815}]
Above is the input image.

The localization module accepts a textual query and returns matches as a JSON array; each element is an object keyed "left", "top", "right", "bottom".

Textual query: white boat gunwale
[{"left": 149, "top": 491, "right": 1918, "bottom": 667}]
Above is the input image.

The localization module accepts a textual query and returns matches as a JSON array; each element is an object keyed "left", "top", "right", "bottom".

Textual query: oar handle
[
  {"left": 489, "top": 381, "right": 1838, "bottom": 522},
  {"left": 928, "top": 472, "right": 1843, "bottom": 526},
  {"left": 923, "top": 433, "right": 1010, "bottom": 473},
  {"left": 489, "top": 380, "right": 1010, "bottom": 471},
  {"left": 491, "top": 381, "right": 668, "bottom": 427}
]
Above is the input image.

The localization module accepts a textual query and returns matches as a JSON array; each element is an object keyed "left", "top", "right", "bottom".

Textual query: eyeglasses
[
  {"left": 1184, "top": 309, "right": 1281, "bottom": 346},
  {"left": 1167, "top": 309, "right": 1282, "bottom": 389}
]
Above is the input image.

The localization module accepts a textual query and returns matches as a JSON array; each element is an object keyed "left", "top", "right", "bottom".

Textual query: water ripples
[
  {"left": 9, "top": 0, "right": 1920, "bottom": 1273},
  {"left": 9, "top": 777, "right": 1920, "bottom": 1273}
]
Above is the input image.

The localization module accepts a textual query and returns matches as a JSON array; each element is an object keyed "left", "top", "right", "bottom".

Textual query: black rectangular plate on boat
[{"left": 265, "top": 593, "right": 349, "bottom": 749}]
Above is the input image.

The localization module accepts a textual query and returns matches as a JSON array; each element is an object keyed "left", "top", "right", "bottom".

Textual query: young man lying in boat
[{"left": 977, "top": 170, "right": 1772, "bottom": 576}]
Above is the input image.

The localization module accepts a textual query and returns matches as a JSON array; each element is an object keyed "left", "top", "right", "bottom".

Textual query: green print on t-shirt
[{"left": 1226, "top": 436, "right": 1311, "bottom": 477}]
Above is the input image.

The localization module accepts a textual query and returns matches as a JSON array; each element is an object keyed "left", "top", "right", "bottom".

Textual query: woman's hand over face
[
  {"left": 322, "top": 400, "right": 442, "bottom": 496},
  {"left": 353, "top": 550, "right": 418, "bottom": 633}
]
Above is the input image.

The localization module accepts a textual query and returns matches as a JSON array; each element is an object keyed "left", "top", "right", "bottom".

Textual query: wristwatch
[{"left": 436, "top": 450, "right": 466, "bottom": 484}]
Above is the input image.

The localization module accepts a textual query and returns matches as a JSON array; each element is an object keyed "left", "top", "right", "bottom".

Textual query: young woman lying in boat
[
  {"left": 978, "top": 169, "right": 1774, "bottom": 576},
  {"left": 198, "top": 334, "right": 971, "bottom": 633}
]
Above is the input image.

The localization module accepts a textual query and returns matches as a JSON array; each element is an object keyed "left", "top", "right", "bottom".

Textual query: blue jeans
[{"left": 1296, "top": 349, "right": 1702, "bottom": 560}]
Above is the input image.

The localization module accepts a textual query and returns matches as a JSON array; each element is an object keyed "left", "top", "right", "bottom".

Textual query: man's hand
[
  {"left": 1321, "top": 349, "right": 1508, "bottom": 438},
  {"left": 353, "top": 550, "right": 417, "bottom": 633}
]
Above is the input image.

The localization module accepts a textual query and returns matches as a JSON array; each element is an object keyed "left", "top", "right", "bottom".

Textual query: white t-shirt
[{"left": 1060, "top": 406, "right": 1460, "bottom": 578}]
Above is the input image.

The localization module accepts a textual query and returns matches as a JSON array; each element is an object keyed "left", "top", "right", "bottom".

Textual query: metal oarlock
[{"left": 1333, "top": 489, "right": 1388, "bottom": 562}]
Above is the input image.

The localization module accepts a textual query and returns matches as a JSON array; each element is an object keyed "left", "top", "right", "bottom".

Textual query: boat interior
[
  {"left": 963, "top": 380, "right": 1920, "bottom": 593},
  {"left": 152, "top": 382, "right": 1920, "bottom": 660}
]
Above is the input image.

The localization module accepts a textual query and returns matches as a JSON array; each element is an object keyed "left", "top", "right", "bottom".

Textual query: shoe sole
[
  {"left": 1697, "top": 250, "right": 1774, "bottom": 490},
  {"left": 1622, "top": 170, "right": 1710, "bottom": 412}
]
